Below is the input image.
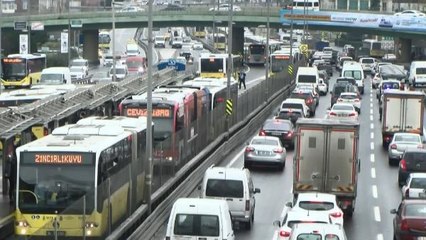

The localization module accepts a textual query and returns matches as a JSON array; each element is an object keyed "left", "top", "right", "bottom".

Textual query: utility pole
[
  {"left": 145, "top": 0, "right": 154, "bottom": 215},
  {"left": 265, "top": 0, "right": 270, "bottom": 100},
  {"left": 226, "top": 0, "right": 233, "bottom": 131},
  {"left": 112, "top": 0, "right": 116, "bottom": 82},
  {"left": 0, "top": 0, "right": 2, "bottom": 95}
]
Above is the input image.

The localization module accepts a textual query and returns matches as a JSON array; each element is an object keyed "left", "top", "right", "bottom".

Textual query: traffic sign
[
  {"left": 288, "top": 64, "right": 294, "bottom": 75},
  {"left": 31, "top": 22, "right": 44, "bottom": 31},
  {"left": 14, "top": 21, "right": 27, "bottom": 31},
  {"left": 226, "top": 99, "right": 233, "bottom": 115},
  {"left": 157, "top": 59, "right": 185, "bottom": 71},
  {"left": 70, "top": 19, "right": 83, "bottom": 28},
  {"left": 299, "top": 44, "right": 308, "bottom": 53}
]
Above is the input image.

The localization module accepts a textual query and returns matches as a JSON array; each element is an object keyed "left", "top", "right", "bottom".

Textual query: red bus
[
  {"left": 119, "top": 86, "right": 210, "bottom": 167},
  {"left": 126, "top": 56, "right": 146, "bottom": 75}
]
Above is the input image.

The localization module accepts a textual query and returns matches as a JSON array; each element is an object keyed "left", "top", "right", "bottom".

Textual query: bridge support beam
[
  {"left": 82, "top": 29, "right": 100, "bottom": 65},
  {"left": 395, "top": 38, "right": 412, "bottom": 63},
  {"left": 232, "top": 26, "right": 244, "bottom": 56}
]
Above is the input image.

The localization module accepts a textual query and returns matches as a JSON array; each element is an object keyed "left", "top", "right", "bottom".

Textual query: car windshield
[
  {"left": 299, "top": 201, "right": 334, "bottom": 211},
  {"left": 343, "top": 70, "right": 362, "bottom": 80},
  {"left": 205, "top": 179, "right": 243, "bottom": 198},
  {"left": 340, "top": 94, "right": 357, "bottom": 99},
  {"left": 72, "top": 61, "right": 86, "bottom": 67},
  {"left": 174, "top": 214, "right": 219, "bottom": 237},
  {"left": 251, "top": 139, "right": 279, "bottom": 146},
  {"left": 263, "top": 121, "right": 292, "bottom": 131},
  {"left": 332, "top": 105, "right": 353, "bottom": 111},
  {"left": 405, "top": 204, "right": 426, "bottom": 217},
  {"left": 416, "top": 68, "right": 426, "bottom": 75},
  {"left": 394, "top": 135, "right": 420, "bottom": 143}
]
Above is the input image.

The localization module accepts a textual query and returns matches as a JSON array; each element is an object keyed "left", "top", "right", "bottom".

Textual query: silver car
[
  {"left": 401, "top": 173, "right": 426, "bottom": 199},
  {"left": 388, "top": 133, "right": 423, "bottom": 165},
  {"left": 244, "top": 136, "right": 286, "bottom": 171}
]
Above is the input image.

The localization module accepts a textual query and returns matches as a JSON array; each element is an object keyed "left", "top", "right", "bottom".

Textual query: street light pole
[
  {"left": 265, "top": 0, "right": 270, "bottom": 100},
  {"left": 226, "top": 0, "right": 233, "bottom": 131},
  {"left": 0, "top": 0, "right": 2, "bottom": 95},
  {"left": 145, "top": 0, "right": 154, "bottom": 215},
  {"left": 112, "top": 0, "right": 116, "bottom": 82}
]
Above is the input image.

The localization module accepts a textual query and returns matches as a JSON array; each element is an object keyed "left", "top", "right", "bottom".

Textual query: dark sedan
[
  {"left": 391, "top": 199, "right": 426, "bottom": 240},
  {"left": 160, "top": 4, "right": 186, "bottom": 11},
  {"left": 259, "top": 119, "right": 295, "bottom": 149},
  {"left": 398, "top": 149, "right": 426, "bottom": 186}
]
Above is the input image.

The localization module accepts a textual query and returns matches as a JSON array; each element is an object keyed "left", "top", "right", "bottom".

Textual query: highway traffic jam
[{"left": 1, "top": 9, "right": 426, "bottom": 240}]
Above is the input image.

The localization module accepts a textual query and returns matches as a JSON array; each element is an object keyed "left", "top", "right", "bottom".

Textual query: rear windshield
[
  {"left": 404, "top": 204, "right": 426, "bottom": 217},
  {"left": 290, "top": 92, "right": 311, "bottom": 99},
  {"left": 416, "top": 68, "right": 426, "bottom": 75},
  {"left": 362, "top": 59, "right": 374, "bottom": 63},
  {"left": 394, "top": 135, "right": 420, "bottom": 142},
  {"left": 287, "top": 221, "right": 328, "bottom": 228},
  {"left": 332, "top": 105, "right": 353, "bottom": 111},
  {"left": 174, "top": 214, "right": 219, "bottom": 236},
  {"left": 340, "top": 94, "right": 357, "bottom": 99},
  {"left": 206, "top": 179, "right": 243, "bottom": 198},
  {"left": 298, "top": 75, "right": 316, "bottom": 83},
  {"left": 410, "top": 178, "right": 426, "bottom": 188},
  {"left": 404, "top": 152, "right": 426, "bottom": 170},
  {"left": 298, "top": 201, "right": 334, "bottom": 211},
  {"left": 251, "top": 139, "right": 279, "bottom": 146},
  {"left": 343, "top": 70, "right": 362, "bottom": 80},
  {"left": 277, "top": 111, "right": 302, "bottom": 119},
  {"left": 282, "top": 103, "right": 303, "bottom": 110},
  {"left": 263, "top": 120, "right": 292, "bottom": 131}
]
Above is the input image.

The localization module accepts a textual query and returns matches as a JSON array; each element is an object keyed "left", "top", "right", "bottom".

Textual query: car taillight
[
  {"left": 287, "top": 131, "right": 293, "bottom": 137},
  {"left": 401, "top": 219, "right": 409, "bottom": 231},
  {"left": 390, "top": 144, "right": 397, "bottom": 149},
  {"left": 400, "top": 159, "right": 407, "bottom": 171},
  {"left": 245, "top": 200, "right": 250, "bottom": 211},
  {"left": 279, "top": 230, "right": 291, "bottom": 237},
  {"left": 44, "top": 128, "right": 49, "bottom": 136},
  {"left": 349, "top": 112, "right": 356, "bottom": 117},
  {"left": 274, "top": 148, "right": 284, "bottom": 153},
  {"left": 329, "top": 112, "right": 337, "bottom": 116},
  {"left": 330, "top": 212, "right": 342, "bottom": 218},
  {"left": 245, "top": 147, "right": 255, "bottom": 152},
  {"left": 306, "top": 98, "right": 313, "bottom": 104},
  {"left": 259, "top": 130, "right": 266, "bottom": 136}
]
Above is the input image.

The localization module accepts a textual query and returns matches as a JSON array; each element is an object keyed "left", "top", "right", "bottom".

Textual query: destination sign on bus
[
  {"left": 126, "top": 108, "right": 172, "bottom": 118},
  {"left": 21, "top": 152, "right": 94, "bottom": 165},
  {"left": 273, "top": 55, "right": 290, "bottom": 60},
  {"left": 3, "top": 58, "right": 24, "bottom": 63}
]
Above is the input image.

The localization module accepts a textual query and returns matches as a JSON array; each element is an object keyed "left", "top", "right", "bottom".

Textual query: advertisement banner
[
  {"left": 279, "top": 9, "right": 426, "bottom": 33},
  {"left": 19, "top": 34, "right": 28, "bottom": 54},
  {"left": 61, "top": 32, "right": 68, "bottom": 54}
]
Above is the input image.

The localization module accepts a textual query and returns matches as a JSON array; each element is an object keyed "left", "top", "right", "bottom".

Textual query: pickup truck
[{"left": 293, "top": 118, "right": 360, "bottom": 217}]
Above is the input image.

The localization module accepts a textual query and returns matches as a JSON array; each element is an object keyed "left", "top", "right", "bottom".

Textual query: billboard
[{"left": 19, "top": 34, "right": 28, "bottom": 54}]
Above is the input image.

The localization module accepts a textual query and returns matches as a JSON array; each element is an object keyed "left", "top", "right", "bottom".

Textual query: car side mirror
[
  {"left": 273, "top": 220, "right": 281, "bottom": 227},
  {"left": 390, "top": 209, "right": 397, "bottom": 214},
  {"left": 254, "top": 188, "right": 260, "bottom": 194},
  {"left": 285, "top": 202, "right": 293, "bottom": 208}
]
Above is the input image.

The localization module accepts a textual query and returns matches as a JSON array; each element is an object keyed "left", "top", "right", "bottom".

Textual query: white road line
[
  {"left": 370, "top": 115, "right": 373, "bottom": 121},
  {"left": 370, "top": 102, "right": 373, "bottom": 108},
  {"left": 370, "top": 142, "right": 374, "bottom": 150},
  {"left": 370, "top": 98, "right": 373, "bottom": 103},
  {"left": 371, "top": 168, "right": 376, "bottom": 178},
  {"left": 372, "top": 185, "right": 378, "bottom": 198},
  {"left": 370, "top": 123, "right": 374, "bottom": 129},
  {"left": 370, "top": 154, "right": 375, "bottom": 163},
  {"left": 374, "top": 206, "right": 381, "bottom": 222},
  {"left": 377, "top": 234, "right": 384, "bottom": 240},
  {"left": 227, "top": 148, "right": 245, "bottom": 167},
  {"left": 371, "top": 132, "right": 374, "bottom": 139},
  {"left": 370, "top": 108, "right": 373, "bottom": 115}
]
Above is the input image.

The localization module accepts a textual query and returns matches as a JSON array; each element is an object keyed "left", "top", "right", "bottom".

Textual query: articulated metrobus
[
  {"left": 246, "top": 43, "right": 267, "bottom": 65},
  {"left": 213, "top": 33, "right": 227, "bottom": 51},
  {"left": 15, "top": 116, "right": 148, "bottom": 238},
  {"left": 99, "top": 31, "right": 111, "bottom": 50},
  {"left": 194, "top": 26, "right": 206, "bottom": 38},
  {"left": 1, "top": 54, "right": 47, "bottom": 88},
  {"left": 199, "top": 53, "right": 243, "bottom": 78},
  {"left": 362, "top": 39, "right": 385, "bottom": 58}
]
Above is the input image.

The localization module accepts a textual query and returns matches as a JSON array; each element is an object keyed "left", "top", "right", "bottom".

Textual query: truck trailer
[{"left": 293, "top": 118, "right": 360, "bottom": 217}]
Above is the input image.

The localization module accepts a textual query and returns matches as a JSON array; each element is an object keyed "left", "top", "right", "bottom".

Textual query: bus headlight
[
  {"left": 166, "top": 156, "right": 173, "bottom": 161},
  {"left": 85, "top": 222, "right": 99, "bottom": 228},
  {"left": 16, "top": 220, "right": 29, "bottom": 227}
]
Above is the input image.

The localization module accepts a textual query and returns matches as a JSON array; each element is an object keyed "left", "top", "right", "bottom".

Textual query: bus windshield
[
  {"left": 200, "top": 58, "right": 224, "bottom": 73},
  {"left": 2, "top": 61, "right": 26, "bottom": 78},
  {"left": 18, "top": 152, "right": 95, "bottom": 214},
  {"left": 249, "top": 45, "right": 265, "bottom": 55}
]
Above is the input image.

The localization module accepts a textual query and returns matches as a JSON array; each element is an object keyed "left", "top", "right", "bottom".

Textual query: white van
[
  {"left": 341, "top": 61, "right": 365, "bottom": 94},
  {"left": 165, "top": 198, "right": 235, "bottom": 240},
  {"left": 201, "top": 166, "right": 260, "bottom": 229},
  {"left": 295, "top": 67, "right": 319, "bottom": 90},
  {"left": 280, "top": 98, "right": 310, "bottom": 117},
  {"left": 36, "top": 67, "right": 75, "bottom": 91},
  {"left": 126, "top": 43, "right": 140, "bottom": 56},
  {"left": 409, "top": 61, "right": 426, "bottom": 87}
]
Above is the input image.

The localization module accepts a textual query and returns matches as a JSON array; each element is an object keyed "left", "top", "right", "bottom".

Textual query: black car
[
  {"left": 289, "top": 89, "right": 317, "bottom": 116},
  {"left": 259, "top": 119, "right": 295, "bottom": 149},
  {"left": 330, "top": 82, "right": 358, "bottom": 107},
  {"left": 160, "top": 4, "right": 186, "bottom": 11},
  {"left": 398, "top": 149, "right": 426, "bottom": 186},
  {"left": 276, "top": 109, "right": 305, "bottom": 125}
]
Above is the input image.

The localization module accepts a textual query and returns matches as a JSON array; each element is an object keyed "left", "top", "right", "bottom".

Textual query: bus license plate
[{"left": 47, "top": 231, "right": 66, "bottom": 236}]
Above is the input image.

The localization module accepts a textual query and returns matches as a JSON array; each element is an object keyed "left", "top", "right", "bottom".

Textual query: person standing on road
[{"left": 239, "top": 70, "right": 246, "bottom": 90}]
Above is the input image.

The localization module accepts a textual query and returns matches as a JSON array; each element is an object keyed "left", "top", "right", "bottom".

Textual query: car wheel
[
  {"left": 245, "top": 215, "right": 253, "bottom": 230},
  {"left": 278, "top": 161, "right": 285, "bottom": 171},
  {"left": 388, "top": 158, "right": 394, "bottom": 166},
  {"left": 244, "top": 161, "right": 250, "bottom": 169},
  {"left": 345, "top": 206, "right": 354, "bottom": 217}
]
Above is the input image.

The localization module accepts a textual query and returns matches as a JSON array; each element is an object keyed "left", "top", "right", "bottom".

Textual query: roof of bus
[
  {"left": 7, "top": 53, "right": 46, "bottom": 59},
  {"left": 199, "top": 53, "right": 240, "bottom": 59},
  {"left": 131, "top": 88, "right": 191, "bottom": 104},
  {"left": 184, "top": 77, "right": 237, "bottom": 94},
  {"left": 16, "top": 117, "right": 147, "bottom": 154}
]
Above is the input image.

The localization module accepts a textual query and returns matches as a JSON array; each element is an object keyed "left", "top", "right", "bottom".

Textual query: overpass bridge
[{"left": 1, "top": 6, "right": 425, "bottom": 63}]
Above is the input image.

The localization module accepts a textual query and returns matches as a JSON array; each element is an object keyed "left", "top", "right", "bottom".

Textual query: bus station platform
[{"left": 0, "top": 167, "right": 16, "bottom": 239}]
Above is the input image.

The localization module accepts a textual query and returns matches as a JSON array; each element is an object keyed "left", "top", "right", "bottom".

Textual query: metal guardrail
[{"left": 71, "top": 74, "right": 94, "bottom": 84}]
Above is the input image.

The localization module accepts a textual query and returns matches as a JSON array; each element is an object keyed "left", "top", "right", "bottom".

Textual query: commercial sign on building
[
  {"left": 61, "top": 32, "right": 69, "bottom": 54},
  {"left": 19, "top": 34, "right": 28, "bottom": 54}
]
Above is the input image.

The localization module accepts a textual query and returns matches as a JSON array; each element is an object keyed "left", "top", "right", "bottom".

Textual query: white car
[
  {"left": 192, "top": 43, "right": 204, "bottom": 50},
  {"left": 337, "top": 92, "right": 361, "bottom": 114},
  {"left": 394, "top": 10, "right": 425, "bottom": 17},
  {"left": 209, "top": 4, "right": 241, "bottom": 11},
  {"left": 326, "top": 103, "right": 358, "bottom": 121},
  {"left": 273, "top": 210, "right": 332, "bottom": 240},
  {"left": 69, "top": 66, "right": 87, "bottom": 80},
  {"left": 71, "top": 59, "right": 89, "bottom": 75},
  {"left": 359, "top": 57, "right": 375, "bottom": 72},
  {"left": 119, "top": 6, "right": 144, "bottom": 12},
  {"left": 382, "top": 53, "right": 397, "bottom": 62},
  {"left": 289, "top": 223, "right": 348, "bottom": 240},
  {"left": 286, "top": 193, "right": 344, "bottom": 226},
  {"left": 401, "top": 173, "right": 426, "bottom": 199},
  {"left": 109, "top": 65, "right": 128, "bottom": 81},
  {"left": 317, "top": 78, "right": 328, "bottom": 95}
]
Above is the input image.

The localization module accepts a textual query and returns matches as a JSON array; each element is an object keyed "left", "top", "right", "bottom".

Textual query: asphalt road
[{"left": 151, "top": 66, "right": 419, "bottom": 240}]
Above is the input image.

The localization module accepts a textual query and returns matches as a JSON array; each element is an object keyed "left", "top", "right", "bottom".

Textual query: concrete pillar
[
  {"left": 82, "top": 29, "right": 100, "bottom": 65},
  {"left": 395, "top": 37, "right": 412, "bottom": 63},
  {"left": 232, "top": 26, "right": 244, "bottom": 56}
]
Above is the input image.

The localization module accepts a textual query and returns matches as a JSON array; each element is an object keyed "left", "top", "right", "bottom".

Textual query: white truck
[
  {"left": 293, "top": 118, "right": 360, "bottom": 217},
  {"left": 380, "top": 89, "right": 425, "bottom": 148}
]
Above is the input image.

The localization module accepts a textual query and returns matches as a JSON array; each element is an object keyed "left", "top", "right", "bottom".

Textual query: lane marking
[
  {"left": 370, "top": 142, "right": 374, "bottom": 150},
  {"left": 377, "top": 234, "right": 384, "bottom": 240},
  {"left": 371, "top": 132, "right": 374, "bottom": 139},
  {"left": 370, "top": 115, "right": 373, "bottom": 121},
  {"left": 370, "top": 123, "right": 374, "bottom": 129},
  {"left": 372, "top": 185, "right": 378, "bottom": 199},
  {"left": 370, "top": 102, "right": 373, "bottom": 108},
  {"left": 370, "top": 154, "right": 375, "bottom": 163},
  {"left": 370, "top": 98, "right": 373, "bottom": 103},
  {"left": 227, "top": 148, "right": 245, "bottom": 167},
  {"left": 371, "top": 168, "right": 376, "bottom": 179},
  {"left": 370, "top": 108, "right": 373, "bottom": 115},
  {"left": 374, "top": 206, "right": 381, "bottom": 222}
]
